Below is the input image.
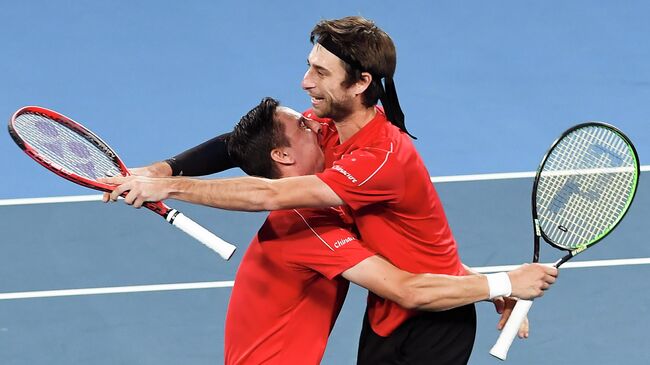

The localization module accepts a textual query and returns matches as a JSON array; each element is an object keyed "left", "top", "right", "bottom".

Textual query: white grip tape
[
  {"left": 489, "top": 299, "right": 533, "bottom": 360},
  {"left": 170, "top": 212, "right": 237, "bottom": 260}
]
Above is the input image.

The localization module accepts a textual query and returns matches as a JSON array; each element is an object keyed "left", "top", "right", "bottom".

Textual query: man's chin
[{"left": 311, "top": 106, "right": 327, "bottom": 117}]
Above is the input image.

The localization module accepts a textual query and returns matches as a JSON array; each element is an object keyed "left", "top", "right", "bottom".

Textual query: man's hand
[
  {"left": 508, "top": 263, "right": 558, "bottom": 300},
  {"left": 101, "top": 162, "right": 172, "bottom": 203},
  {"left": 489, "top": 263, "right": 557, "bottom": 339},
  {"left": 129, "top": 161, "right": 173, "bottom": 177},
  {"left": 492, "top": 296, "right": 530, "bottom": 338},
  {"left": 99, "top": 176, "right": 172, "bottom": 208}
]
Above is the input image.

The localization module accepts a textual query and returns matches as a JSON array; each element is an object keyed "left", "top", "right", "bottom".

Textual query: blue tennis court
[
  {"left": 2, "top": 1, "right": 650, "bottom": 364},
  {"left": 2, "top": 172, "right": 650, "bottom": 364}
]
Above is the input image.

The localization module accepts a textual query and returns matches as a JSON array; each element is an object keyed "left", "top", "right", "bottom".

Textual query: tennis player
[
  {"left": 221, "top": 97, "right": 555, "bottom": 364},
  {"left": 103, "top": 16, "right": 559, "bottom": 364}
]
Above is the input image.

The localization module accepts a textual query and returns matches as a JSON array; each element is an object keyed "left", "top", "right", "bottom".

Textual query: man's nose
[
  {"left": 305, "top": 119, "right": 321, "bottom": 134},
  {"left": 301, "top": 69, "right": 315, "bottom": 90}
]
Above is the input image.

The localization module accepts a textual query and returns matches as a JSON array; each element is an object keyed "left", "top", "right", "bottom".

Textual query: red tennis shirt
[
  {"left": 224, "top": 207, "right": 374, "bottom": 365},
  {"left": 307, "top": 107, "right": 466, "bottom": 336}
]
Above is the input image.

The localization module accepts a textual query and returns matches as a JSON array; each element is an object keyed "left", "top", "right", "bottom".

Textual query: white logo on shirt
[
  {"left": 334, "top": 236, "right": 356, "bottom": 249},
  {"left": 332, "top": 165, "right": 358, "bottom": 183}
]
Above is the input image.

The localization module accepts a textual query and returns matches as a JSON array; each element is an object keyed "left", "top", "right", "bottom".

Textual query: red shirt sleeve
[{"left": 316, "top": 139, "right": 405, "bottom": 210}]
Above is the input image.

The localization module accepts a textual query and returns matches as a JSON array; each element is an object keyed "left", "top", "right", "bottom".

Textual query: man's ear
[
  {"left": 271, "top": 148, "right": 295, "bottom": 165},
  {"left": 354, "top": 72, "right": 373, "bottom": 96}
]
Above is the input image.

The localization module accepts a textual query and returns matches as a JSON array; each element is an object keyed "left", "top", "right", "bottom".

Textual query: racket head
[
  {"left": 8, "top": 106, "right": 171, "bottom": 217},
  {"left": 531, "top": 121, "right": 640, "bottom": 254},
  {"left": 9, "top": 106, "right": 129, "bottom": 192}
]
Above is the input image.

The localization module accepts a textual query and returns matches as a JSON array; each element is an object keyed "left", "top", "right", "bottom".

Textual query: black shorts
[{"left": 357, "top": 304, "right": 477, "bottom": 365}]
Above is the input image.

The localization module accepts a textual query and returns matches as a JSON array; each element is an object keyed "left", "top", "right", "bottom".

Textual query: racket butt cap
[{"left": 489, "top": 346, "right": 508, "bottom": 361}]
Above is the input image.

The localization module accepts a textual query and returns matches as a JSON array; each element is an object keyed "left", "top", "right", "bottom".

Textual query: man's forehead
[{"left": 308, "top": 44, "right": 344, "bottom": 69}]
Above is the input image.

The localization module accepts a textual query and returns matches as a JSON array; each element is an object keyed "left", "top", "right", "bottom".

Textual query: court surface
[
  {"left": 1, "top": 170, "right": 649, "bottom": 364},
  {"left": 3, "top": 1, "right": 650, "bottom": 364}
]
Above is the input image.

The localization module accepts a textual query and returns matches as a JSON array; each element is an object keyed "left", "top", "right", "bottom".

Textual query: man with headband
[
  {"left": 221, "top": 97, "right": 555, "bottom": 365},
  {"left": 103, "top": 16, "right": 552, "bottom": 364}
]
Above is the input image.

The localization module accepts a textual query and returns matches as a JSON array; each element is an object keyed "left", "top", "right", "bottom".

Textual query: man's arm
[
  {"left": 128, "top": 133, "right": 235, "bottom": 178},
  {"left": 129, "top": 161, "right": 174, "bottom": 177},
  {"left": 462, "top": 263, "right": 480, "bottom": 276},
  {"left": 463, "top": 262, "right": 531, "bottom": 338},
  {"left": 341, "top": 256, "right": 557, "bottom": 312},
  {"left": 102, "top": 174, "right": 344, "bottom": 211}
]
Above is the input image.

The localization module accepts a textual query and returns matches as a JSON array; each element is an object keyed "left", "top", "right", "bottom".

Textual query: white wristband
[{"left": 486, "top": 272, "right": 512, "bottom": 299}]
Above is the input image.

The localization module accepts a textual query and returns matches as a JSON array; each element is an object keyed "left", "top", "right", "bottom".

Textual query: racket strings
[
  {"left": 536, "top": 125, "right": 637, "bottom": 249},
  {"left": 13, "top": 113, "right": 122, "bottom": 180},
  {"left": 541, "top": 171, "right": 633, "bottom": 247},
  {"left": 540, "top": 153, "right": 633, "bottom": 247}
]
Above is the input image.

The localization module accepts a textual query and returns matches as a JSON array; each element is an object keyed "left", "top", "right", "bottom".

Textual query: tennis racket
[
  {"left": 489, "top": 122, "right": 639, "bottom": 360},
  {"left": 8, "top": 106, "right": 237, "bottom": 260}
]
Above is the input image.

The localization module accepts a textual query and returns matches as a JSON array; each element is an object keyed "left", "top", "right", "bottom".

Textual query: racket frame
[
  {"left": 9, "top": 106, "right": 168, "bottom": 217},
  {"left": 8, "top": 106, "right": 236, "bottom": 260},
  {"left": 490, "top": 121, "right": 640, "bottom": 360},
  {"left": 531, "top": 121, "right": 640, "bottom": 267}
]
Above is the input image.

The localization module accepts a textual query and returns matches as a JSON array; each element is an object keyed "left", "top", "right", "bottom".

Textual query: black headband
[
  {"left": 317, "top": 37, "right": 415, "bottom": 139},
  {"left": 317, "top": 37, "right": 364, "bottom": 72}
]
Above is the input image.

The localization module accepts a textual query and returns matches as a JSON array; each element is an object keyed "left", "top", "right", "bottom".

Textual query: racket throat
[
  {"left": 533, "top": 219, "right": 541, "bottom": 263},
  {"left": 555, "top": 254, "right": 572, "bottom": 268}
]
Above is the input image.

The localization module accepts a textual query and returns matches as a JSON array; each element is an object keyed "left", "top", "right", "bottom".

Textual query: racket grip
[
  {"left": 489, "top": 299, "right": 534, "bottom": 361},
  {"left": 167, "top": 210, "right": 237, "bottom": 260}
]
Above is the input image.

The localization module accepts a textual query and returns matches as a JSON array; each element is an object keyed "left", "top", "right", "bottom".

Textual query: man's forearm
[
  {"left": 166, "top": 132, "right": 235, "bottom": 176},
  {"left": 168, "top": 176, "right": 282, "bottom": 211},
  {"left": 165, "top": 175, "right": 343, "bottom": 211},
  {"left": 343, "top": 257, "right": 492, "bottom": 312},
  {"left": 401, "top": 273, "right": 489, "bottom": 311},
  {"left": 102, "top": 174, "right": 343, "bottom": 210}
]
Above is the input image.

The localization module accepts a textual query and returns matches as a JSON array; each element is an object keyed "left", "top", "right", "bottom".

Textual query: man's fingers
[
  {"left": 133, "top": 196, "right": 146, "bottom": 209},
  {"left": 545, "top": 266, "right": 559, "bottom": 277},
  {"left": 98, "top": 175, "right": 165, "bottom": 207},
  {"left": 492, "top": 297, "right": 505, "bottom": 314},
  {"left": 497, "top": 304, "right": 514, "bottom": 330},
  {"left": 548, "top": 273, "right": 557, "bottom": 283},
  {"left": 518, "top": 318, "right": 530, "bottom": 338},
  {"left": 98, "top": 176, "right": 128, "bottom": 185},
  {"left": 110, "top": 182, "right": 132, "bottom": 202},
  {"left": 98, "top": 176, "right": 132, "bottom": 202},
  {"left": 497, "top": 314, "right": 510, "bottom": 330}
]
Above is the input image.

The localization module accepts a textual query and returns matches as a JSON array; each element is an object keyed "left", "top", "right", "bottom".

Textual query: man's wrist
[
  {"left": 163, "top": 158, "right": 181, "bottom": 176},
  {"left": 485, "top": 272, "right": 512, "bottom": 299}
]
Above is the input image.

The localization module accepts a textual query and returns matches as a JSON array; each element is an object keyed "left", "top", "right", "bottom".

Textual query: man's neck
[{"left": 333, "top": 106, "right": 377, "bottom": 143}]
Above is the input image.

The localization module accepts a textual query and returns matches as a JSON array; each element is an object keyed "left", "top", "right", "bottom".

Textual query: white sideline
[
  {"left": 0, "top": 281, "right": 235, "bottom": 300},
  {"left": 2, "top": 166, "right": 648, "bottom": 206},
  {"left": 1, "top": 168, "right": 648, "bottom": 300},
  {"left": 2, "top": 258, "right": 649, "bottom": 301}
]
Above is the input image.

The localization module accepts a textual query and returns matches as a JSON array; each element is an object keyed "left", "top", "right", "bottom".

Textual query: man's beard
[{"left": 319, "top": 97, "right": 354, "bottom": 121}]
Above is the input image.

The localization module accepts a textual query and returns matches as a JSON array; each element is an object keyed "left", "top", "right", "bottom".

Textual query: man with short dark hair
[{"left": 221, "top": 97, "right": 555, "bottom": 364}]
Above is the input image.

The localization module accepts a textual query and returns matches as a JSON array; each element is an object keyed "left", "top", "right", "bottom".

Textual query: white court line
[
  {"left": 431, "top": 164, "right": 650, "bottom": 183},
  {"left": 0, "top": 281, "right": 234, "bottom": 301},
  {"left": 1, "top": 168, "right": 648, "bottom": 300},
  {"left": 475, "top": 257, "right": 650, "bottom": 273},
  {"left": 1, "top": 258, "right": 649, "bottom": 301},
  {"left": 0, "top": 194, "right": 102, "bottom": 206},
  {"left": 1, "top": 165, "right": 648, "bottom": 206}
]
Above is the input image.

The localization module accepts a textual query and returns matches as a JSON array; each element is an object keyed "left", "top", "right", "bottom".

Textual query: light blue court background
[
  {"left": 2, "top": 1, "right": 650, "bottom": 364},
  {"left": 2, "top": 1, "right": 650, "bottom": 198},
  {"left": 2, "top": 176, "right": 650, "bottom": 364}
]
